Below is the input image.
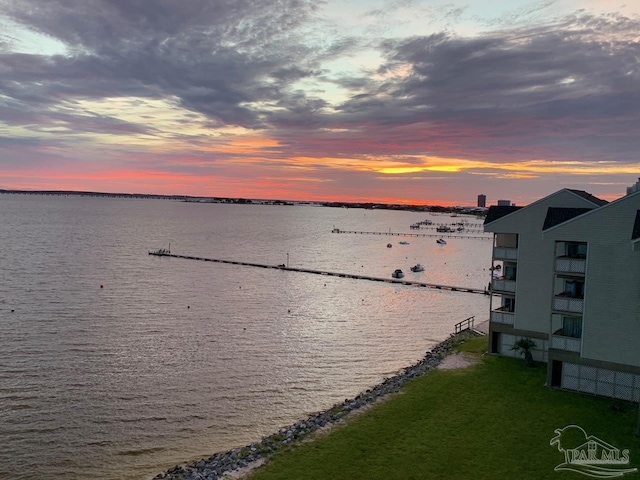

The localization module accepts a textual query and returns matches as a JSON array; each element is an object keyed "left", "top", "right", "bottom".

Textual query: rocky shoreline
[{"left": 152, "top": 330, "right": 481, "bottom": 480}]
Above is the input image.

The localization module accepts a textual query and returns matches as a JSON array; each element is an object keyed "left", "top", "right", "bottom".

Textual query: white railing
[
  {"left": 553, "top": 296, "right": 584, "bottom": 313},
  {"left": 492, "top": 278, "right": 517, "bottom": 293},
  {"left": 493, "top": 247, "right": 518, "bottom": 260},
  {"left": 556, "top": 258, "right": 586, "bottom": 274},
  {"left": 551, "top": 334, "right": 581, "bottom": 353},
  {"left": 491, "top": 310, "right": 515, "bottom": 325}
]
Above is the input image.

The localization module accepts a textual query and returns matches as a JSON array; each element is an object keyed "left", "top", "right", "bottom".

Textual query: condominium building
[
  {"left": 477, "top": 194, "right": 486, "bottom": 208},
  {"left": 484, "top": 188, "right": 640, "bottom": 401},
  {"left": 627, "top": 178, "right": 640, "bottom": 195}
]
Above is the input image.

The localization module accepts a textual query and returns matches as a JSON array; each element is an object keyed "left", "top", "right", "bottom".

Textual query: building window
[
  {"left": 562, "top": 316, "right": 582, "bottom": 338},
  {"left": 564, "top": 279, "right": 584, "bottom": 298},
  {"left": 566, "top": 242, "right": 587, "bottom": 259},
  {"left": 495, "top": 233, "right": 518, "bottom": 248},
  {"left": 504, "top": 265, "right": 517, "bottom": 281},
  {"left": 503, "top": 297, "right": 515, "bottom": 312}
]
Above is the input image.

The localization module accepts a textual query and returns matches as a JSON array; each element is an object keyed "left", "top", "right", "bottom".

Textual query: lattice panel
[
  {"left": 500, "top": 334, "right": 516, "bottom": 357},
  {"left": 615, "top": 371, "right": 633, "bottom": 387},
  {"left": 562, "top": 370, "right": 580, "bottom": 391},
  {"left": 580, "top": 365, "right": 597, "bottom": 381},
  {"left": 564, "top": 362, "right": 579, "bottom": 377},
  {"left": 598, "top": 369, "right": 614, "bottom": 383},
  {"left": 580, "top": 378, "right": 597, "bottom": 394},
  {"left": 596, "top": 381, "right": 615, "bottom": 397},
  {"left": 562, "top": 362, "right": 640, "bottom": 400},
  {"left": 614, "top": 385, "right": 633, "bottom": 401}
]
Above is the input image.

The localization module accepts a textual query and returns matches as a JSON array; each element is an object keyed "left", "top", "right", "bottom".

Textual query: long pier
[
  {"left": 331, "top": 228, "right": 491, "bottom": 240},
  {"left": 149, "top": 251, "right": 488, "bottom": 295}
]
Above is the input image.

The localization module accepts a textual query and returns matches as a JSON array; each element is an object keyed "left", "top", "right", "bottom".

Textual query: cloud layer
[{"left": 1, "top": 0, "right": 639, "bottom": 204}]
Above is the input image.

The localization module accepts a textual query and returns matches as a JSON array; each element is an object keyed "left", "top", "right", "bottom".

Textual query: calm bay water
[{"left": 0, "top": 195, "right": 491, "bottom": 480}]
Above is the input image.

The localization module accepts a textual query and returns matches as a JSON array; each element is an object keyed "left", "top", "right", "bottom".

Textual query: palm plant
[{"left": 511, "top": 338, "right": 536, "bottom": 366}]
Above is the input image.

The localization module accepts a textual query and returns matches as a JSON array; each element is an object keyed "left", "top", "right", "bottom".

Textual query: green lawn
[{"left": 246, "top": 337, "right": 640, "bottom": 479}]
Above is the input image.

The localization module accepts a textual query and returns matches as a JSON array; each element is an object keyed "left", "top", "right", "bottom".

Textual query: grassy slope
[{"left": 246, "top": 337, "right": 640, "bottom": 480}]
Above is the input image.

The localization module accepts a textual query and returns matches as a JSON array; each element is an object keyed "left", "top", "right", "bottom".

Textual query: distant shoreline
[{"left": 0, "top": 189, "right": 487, "bottom": 214}]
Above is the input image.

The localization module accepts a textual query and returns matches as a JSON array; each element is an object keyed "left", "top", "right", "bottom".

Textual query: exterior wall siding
[
  {"left": 486, "top": 190, "right": 603, "bottom": 339},
  {"left": 544, "top": 192, "right": 640, "bottom": 368}
]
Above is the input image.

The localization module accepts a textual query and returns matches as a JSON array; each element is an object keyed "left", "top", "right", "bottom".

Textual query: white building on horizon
[{"left": 626, "top": 177, "right": 640, "bottom": 196}]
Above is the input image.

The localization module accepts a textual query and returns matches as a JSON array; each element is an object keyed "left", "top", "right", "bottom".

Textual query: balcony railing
[
  {"left": 492, "top": 278, "right": 517, "bottom": 293},
  {"left": 493, "top": 246, "right": 518, "bottom": 260},
  {"left": 491, "top": 309, "right": 515, "bottom": 325},
  {"left": 556, "top": 257, "right": 586, "bottom": 274},
  {"left": 551, "top": 334, "right": 581, "bottom": 353},
  {"left": 553, "top": 296, "right": 584, "bottom": 313}
]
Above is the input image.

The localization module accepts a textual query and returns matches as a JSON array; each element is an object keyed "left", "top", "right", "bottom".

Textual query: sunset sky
[{"left": 1, "top": 0, "right": 640, "bottom": 206}]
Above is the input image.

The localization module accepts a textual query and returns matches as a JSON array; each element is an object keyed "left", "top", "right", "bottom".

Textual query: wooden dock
[
  {"left": 149, "top": 251, "right": 489, "bottom": 295},
  {"left": 331, "top": 228, "right": 491, "bottom": 240}
]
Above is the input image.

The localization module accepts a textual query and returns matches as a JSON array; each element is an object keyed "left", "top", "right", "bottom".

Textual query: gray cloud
[
  {"left": 0, "top": 1, "right": 639, "bottom": 168},
  {"left": 302, "top": 13, "right": 640, "bottom": 162},
  {"left": 0, "top": 0, "right": 323, "bottom": 129}
]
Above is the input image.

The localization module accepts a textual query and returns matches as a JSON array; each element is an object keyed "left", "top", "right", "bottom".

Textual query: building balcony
[
  {"left": 491, "top": 307, "right": 515, "bottom": 325},
  {"left": 493, "top": 246, "right": 518, "bottom": 261},
  {"left": 550, "top": 334, "right": 581, "bottom": 353},
  {"left": 555, "top": 257, "right": 586, "bottom": 275},
  {"left": 553, "top": 295, "right": 584, "bottom": 314},
  {"left": 491, "top": 277, "right": 517, "bottom": 293}
]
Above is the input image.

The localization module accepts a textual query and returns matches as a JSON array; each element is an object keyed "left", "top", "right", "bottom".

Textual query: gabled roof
[
  {"left": 566, "top": 189, "right": 608, "bottom": 207},
  {"left": 633, "top": 210, "right": 640, "bottom": 241},
  {"left": 483, "top": 206, "right": 522, "bottom": 225},
  {"left": 543, "top": 208, "right": 594, "bottom": 230},
  {"left": 483, "top": 188, "right": 606, "bottom": 227},
  {"left": 543, "top": 189, "right": 640, "bottom": 237}
]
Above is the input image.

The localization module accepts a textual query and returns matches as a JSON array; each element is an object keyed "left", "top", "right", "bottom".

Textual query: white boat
[
  {"left": 392, "top": 269, "right": 405, "bottom": 278},
  {"left": 436, "top": 238, "right": 447, "bottom": 245},
  {"left": 410, "top": 264, "right": 424, "bottom": 272}
]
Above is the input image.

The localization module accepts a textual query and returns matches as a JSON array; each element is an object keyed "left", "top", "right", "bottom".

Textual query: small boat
[
  {"left": 392, "top": 269, "right": 405, "bottom": 278},
  {"left": 387, "top": 243, "right": 393, "bottom": 248},
  {"left": 436, "top": 238, "right": 447, "bottom": 245},
  {"left": 399, "top": 241, "right": 410, "bottom": 245},
  {"left": 410, "top": 264, "right": 424, "bottom": 272}
]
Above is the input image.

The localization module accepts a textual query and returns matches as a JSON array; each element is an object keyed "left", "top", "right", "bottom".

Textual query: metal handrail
[{"left": 454, "top": 316, "right": 475, "bottom": 334}]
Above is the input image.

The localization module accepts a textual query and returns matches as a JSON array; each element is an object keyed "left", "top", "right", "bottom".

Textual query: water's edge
[{"left": 153, "top": 330, "right": 482, "bottom": 480}]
